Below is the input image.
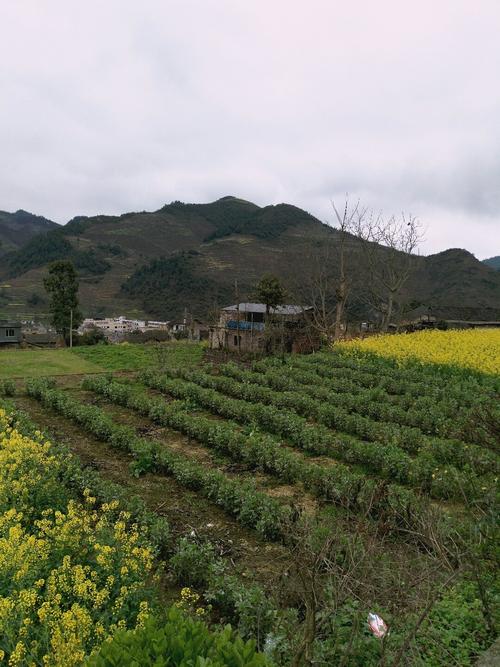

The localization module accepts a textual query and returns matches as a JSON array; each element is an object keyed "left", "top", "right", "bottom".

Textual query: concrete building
[{"left": 209, "top": 303, "right": 318, "bottom": 353}]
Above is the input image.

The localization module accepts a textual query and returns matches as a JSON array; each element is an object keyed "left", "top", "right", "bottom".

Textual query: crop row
[
  {"left": 219, "top": 362, "right": 461, "bottom": 437},
  {"left": 139, "top": 370, "right": 492, "bottom": 501},
  {"left": 12, "top": 400, "right": 282, "bottom": 652},
  {"left": 213, "top": 364, "right": 493, "bottom": 476},
  {"left": 26, "top": 379, "right": 289, "bottom": 540},
  {"left": 260, "top": 356, "right": 484, "bottom": 406},
  {"left": 82, "top": 374, "right": 468, "bottom": 545},
  {"left": 252, "top": 358, "right": 464, "bottom": 422},
  {"left": 303, "top": 349, "right": 499, "bottom": 395},
  {"left": 83, "top": 376, "right": 386, "bottom": 508}
]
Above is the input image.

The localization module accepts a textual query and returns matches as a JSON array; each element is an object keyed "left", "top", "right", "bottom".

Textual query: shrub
[
  {"left": 87, "top": 608, "right": 271, "bottom": 666},
  {"left": 0, "top": 379, "right": 15, "bottom": 397},
  {"left": 170, "top": 538, "right": 217, "bottom": 589}
]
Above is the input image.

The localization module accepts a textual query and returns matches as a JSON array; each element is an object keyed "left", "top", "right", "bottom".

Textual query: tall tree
[
  {"left": 300, "top": 198, "right": 364, "bottom": 342},
  {"left": 43, "top": 260, "right": 82, "bottom": 341},
  {"left": 253, "top": 274, "right": 287, "bottom": 354},
  {"left": 253, "top": 274, "right": 286, "bottom": 316}
]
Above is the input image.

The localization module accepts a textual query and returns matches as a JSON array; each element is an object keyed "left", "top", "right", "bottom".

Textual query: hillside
[
  {"left": 0, "top": 209, "right": 59, "bottom": 255},
  {"left": 1, "top": 197, "right": 499, "bottom": 322},
  {"left": 483, "top": 255, "right": 500, "bottom": 270}
]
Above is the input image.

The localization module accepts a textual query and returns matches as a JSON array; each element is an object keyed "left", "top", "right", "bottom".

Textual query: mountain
[
  {"left": 407, "top": 248, "right": 500, "bottom": 320},
  {"left": 1, "top": 197, "right": 499, "bottom": 323},
  {"left": 0, "top": 210, "right": 59, "bottom": 256},
  {"left": 483, "top": 256, "right": 500, "bottom": 270}
]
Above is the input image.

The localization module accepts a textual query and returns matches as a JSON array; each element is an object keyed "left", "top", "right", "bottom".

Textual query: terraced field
[{"left": 2, "top": 335, "right": 499, "bottom": 665}]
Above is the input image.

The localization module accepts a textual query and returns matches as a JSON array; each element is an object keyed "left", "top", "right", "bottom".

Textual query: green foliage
[
  {"left": 170, "top": 538, "right": 217, "bottom": 588},
  {"left": 6, "top": 230, "right": 73, "bottom": 277},
  {"left": 72, "top": 341, "right": 203, "bottom": 372},
  {"left": 86, "top": 607, "right": 271, "bottom": 666},
  {"left": 28, "top": 378, "right": 289, "bottom": 539},
  {"left": 121, "top": 252, "right": 232, "bottom": 319},
  {"left": 43, "top": 260, "right": 83, "bottom": 339},
  {"left": 253, "top": 275, "right": 286, "bottom": 313},
  {"left": 4, "top": 230, "right": 111, "bottom": 278},
  {"left": 77, "top": 327, "right": 108, "bottom": 346},
  {"left": 205, "top": 574, "right": 278, "bottom": 648},
  {"left": 0, "top": 379, "right": 15, "bottom": 396},
  {"left": 416, "top": 582, "right": 493, "bottom": 666}
]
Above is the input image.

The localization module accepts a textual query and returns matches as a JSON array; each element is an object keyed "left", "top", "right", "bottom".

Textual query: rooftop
[{"left": 223, "top": 303, "right": 312, "bottom": 315}]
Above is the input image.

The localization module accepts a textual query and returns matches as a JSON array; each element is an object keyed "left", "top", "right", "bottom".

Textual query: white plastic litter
[{"left": 367, "top": 612, "right": 388, "bottom": 638}]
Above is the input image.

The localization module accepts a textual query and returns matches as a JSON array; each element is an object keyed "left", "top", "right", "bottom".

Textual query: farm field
[
  {"left": 1, "top": 331, "right": 499, "bottom": 665},
  {"left": 0, "top": 341, "right": 203, "bottom": 378}
]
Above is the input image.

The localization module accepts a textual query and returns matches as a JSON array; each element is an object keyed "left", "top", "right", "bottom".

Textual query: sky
[{"left": 1, "top": 1, "right": 499, "bottom": 259}]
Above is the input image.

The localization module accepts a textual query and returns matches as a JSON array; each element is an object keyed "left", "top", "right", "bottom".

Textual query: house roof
[
  {"left": 223, "top": 303, "right": 312, "bottom": 315},
  {"left": 0, "top": 321, "right": 22, "bottom": 327}
]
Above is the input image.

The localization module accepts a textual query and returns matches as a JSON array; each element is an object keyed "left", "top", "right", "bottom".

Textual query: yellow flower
[{"left": 340, "top": 329, "right": 500, "bottom": 375}]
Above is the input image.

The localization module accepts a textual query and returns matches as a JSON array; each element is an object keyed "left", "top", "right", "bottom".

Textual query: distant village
[{"left": 1, "top": 302, "right": 499, "bottom": 352}]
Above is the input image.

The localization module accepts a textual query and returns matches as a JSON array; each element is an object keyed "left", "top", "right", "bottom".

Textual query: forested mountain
[
  {"left": 483, "top": 256, "right": 500, "bottom": 270},
  {"left": 1, "top": 196, "right": 499, "bottom": 322},
  {"left": 0, "top": 209, "right": 59, "bottom": 255}
]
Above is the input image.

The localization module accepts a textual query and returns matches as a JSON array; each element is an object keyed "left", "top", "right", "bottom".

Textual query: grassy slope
[{"left": 0, "top": 342, "right": 204, "bottom": 378}]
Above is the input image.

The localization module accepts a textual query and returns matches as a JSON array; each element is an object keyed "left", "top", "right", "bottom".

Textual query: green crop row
[
  {"left": 220, "top": 362, "right": 461, "bottom": 437},
  {"left": 139, "top": 369, "right": 495, "bottom": 503},
  {"left": 216, "top": 363, "right": 496, "bottom": 476},
  {"left": 84, "top": 375, "right": 428, "bottom": 514},
  {"left": 252, "top": 358, "right": 468, "bottom": 421},
  {"left": 306, "top": 350, "right": 499, "bottom": 393},
  {"left": 83, "top": 374, "right": 464, "bottom": 546},
  {"left": 26, "top": 379, "right": 289, "bottom": 540},
  {"left": 267, "top": 355, "right": 481, "bottom": 406}
]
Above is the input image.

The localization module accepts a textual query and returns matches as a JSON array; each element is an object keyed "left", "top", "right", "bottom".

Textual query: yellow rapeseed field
[
  {"left": 340, "top": 328, "right": 500, "bottom": 375},
  {"left": 0, "top": 409, "right": 154, "bottom": 666}
]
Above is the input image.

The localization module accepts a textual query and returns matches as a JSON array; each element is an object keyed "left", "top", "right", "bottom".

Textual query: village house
[
  {"left": 0, "top": 320, "right": 22, "bottom": 346},
  {"left": 79, "top": 316, "right": 170, "bottom": 341},
  {"left": 210, "top": 303, "right": 318, "bottom": 353}
]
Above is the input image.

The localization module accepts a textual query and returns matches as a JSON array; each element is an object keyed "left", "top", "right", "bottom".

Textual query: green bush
[
  {"left": 0, "top": 379, "right": 15, "bottom": 397},
  {"left": 86, "top": 607, "right": 271, "bottom": 666},
  {"left": 170, "top": 538, "right": 218, "bottom": 589},
  {"left": 415, "top": 581, "right": 492, "bottom": 666}
]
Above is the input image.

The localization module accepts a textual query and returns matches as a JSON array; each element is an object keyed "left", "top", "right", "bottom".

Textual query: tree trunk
[{"left": 381, "top": 292, "right": 394, "bottom": 333}]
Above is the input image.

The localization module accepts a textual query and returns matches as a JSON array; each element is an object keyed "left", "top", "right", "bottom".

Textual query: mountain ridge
[
  {"left": 1, "top": 197, "right": 499, "bottom": 323},
  {"left": 0, "top": 209, "right": 59, "bottom": 256}
]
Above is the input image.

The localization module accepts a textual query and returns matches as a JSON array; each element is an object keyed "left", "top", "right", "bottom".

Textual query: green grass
[
  {"left": 0, "top": 342, "right": 204, "bottom": 378},
  {"left": 0, "top": 348, "right": 102, "bottom": 378},
  {"left": 72, "top": 341, "right": 204, "bottom": 371}
]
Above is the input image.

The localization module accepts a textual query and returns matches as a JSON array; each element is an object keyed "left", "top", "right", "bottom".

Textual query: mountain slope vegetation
[
  {"left": 0, "top": 209, "right": 59, "bottom": 255},
  {"left": 483, "top": 255, "right": 500, "bottom": 270},
  {"left": 1, "top": 197, "right": 499, "bottom": 322}
]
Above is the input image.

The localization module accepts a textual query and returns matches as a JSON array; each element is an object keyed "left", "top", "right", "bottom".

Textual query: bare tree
[
  {"left": 301, "top": 197, "right": 364, "bottom": 343},
  {"left": 332, "top": 198, "right": 367, "bottom": 340},
  {"left": 354, "top": 212, "right": 424, "bottom": 331}
]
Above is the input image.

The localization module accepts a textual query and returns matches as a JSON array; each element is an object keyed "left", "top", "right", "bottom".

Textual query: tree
[
  {"left": 253, "top": 274, "right": 287, "bottom": 316},
  {"left": 299, "top": 198, "right": 365, "bottom": 343},
  {"left": 354, "top": 212, "right": 424, "bottom": 331},
  {"left": 43, "top": 260, "right": 82, "bottom": 341},
  {"left": 253, "top": 275, "right": 287, "bottom": 355}
]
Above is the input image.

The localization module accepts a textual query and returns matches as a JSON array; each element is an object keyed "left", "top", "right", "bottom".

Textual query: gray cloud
[{"left": 1, "top": 0, "right": 499, "bottom": 258}]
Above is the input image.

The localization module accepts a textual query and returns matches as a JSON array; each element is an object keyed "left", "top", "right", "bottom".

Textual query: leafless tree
[
  {"left": 301, "top": 197, "right": 365, "bottom": 342},
  {"left": 354, "top": 212, "right": 424, "bottom": 331}
]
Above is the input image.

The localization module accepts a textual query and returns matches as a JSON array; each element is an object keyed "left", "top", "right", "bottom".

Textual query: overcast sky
[{"left": 1, "top": 1, "right": 499, "bottom": 258}]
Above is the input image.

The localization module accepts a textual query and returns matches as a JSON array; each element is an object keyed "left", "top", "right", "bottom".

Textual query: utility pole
[
  {"left": 235, "top": 279, "right": 241, "bottom": 355},
  {"left": 69, "top": 308, "right": 73, "bottom": 348}
]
